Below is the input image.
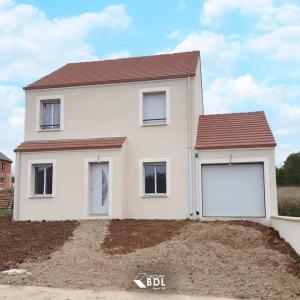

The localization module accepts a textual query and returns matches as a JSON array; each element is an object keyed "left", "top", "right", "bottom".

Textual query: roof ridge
[
  {"left": 200, "top": 111, "right": 264, "bottom": 118},
  {"left": 66, "top": 51, "right": 200, "bottom": 66}
]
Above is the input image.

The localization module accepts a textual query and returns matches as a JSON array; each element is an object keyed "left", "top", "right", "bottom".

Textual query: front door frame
[{"left": 84, "top": 157, "right": 113, "bottom": 218}]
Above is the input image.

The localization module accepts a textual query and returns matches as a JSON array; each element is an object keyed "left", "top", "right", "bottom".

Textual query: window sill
[
  {"left": 141, "top": 123, "right": 168, "bottom": 127},
  {"left": 37, "top": 128, "right": 62, "bottom": 132},
  {"left": 142, "top": 194, "right": 168, "bottom": 198},
  {"left": 28, "top": 195, "right": 54, "bottom": 199}
]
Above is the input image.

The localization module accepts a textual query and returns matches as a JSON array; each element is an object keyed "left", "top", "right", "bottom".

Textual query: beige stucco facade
[
  {"left": 14, "top": 72, "right": 204, "bottom": 220},
  {"left": 14, "top": 56, "right": 277, "bottom": 221}
]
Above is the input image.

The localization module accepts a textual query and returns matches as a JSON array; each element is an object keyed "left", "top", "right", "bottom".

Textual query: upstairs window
[
  {"left": 0, "top": 178, "right": 4, "bottom": 184},
  {"left": 34, "top": 164, "right": 53, "bottom": 195},
  {"left": 41, "top": 100, "right": 60, "bottom": 130},
  {"left": 139, "top": 87, "right": 170, "bottom": 126},
  {"left": 143, "top": 92, "right": 166, "bottom": 125},
  {"left": 1, "top": 163, "right": 5, "bottom": 171}
]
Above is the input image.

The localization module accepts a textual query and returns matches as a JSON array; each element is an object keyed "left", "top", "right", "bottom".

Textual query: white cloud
[
  {"left": 102, "top": 51, "right": 130, "bottom": 60},
  {"left": 162, "top": 31, "right": 241, "bottom": 76},
  {"left": 0, "top": 85, "right": 24, "bottom": 162},
  {"left": 201, "top": 0, "right": 300, "bottom": 29},
  {"left": 0, "top": 2, "right": 131, "bottom": 82},
  {"left": 168, "top": 30, "right": 183, "bottom": 41},
  {"left": 248, "top": 26, "right": 300, "bottom": 61}
]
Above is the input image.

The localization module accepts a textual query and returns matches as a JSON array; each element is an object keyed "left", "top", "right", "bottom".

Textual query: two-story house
[
  {"left": 0, "top": 152, "right": 12, "bottom": 190},
  {"left": 13, "top": 51, "right": 277, "bottom": 221}
]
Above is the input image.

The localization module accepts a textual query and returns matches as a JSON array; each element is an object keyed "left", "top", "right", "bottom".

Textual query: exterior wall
[
  {"left": 0, "top": 160, "right": 12, "bottom": 190},
  {"left": 17, "top": 74, "right": 203, "bottom": 220},
  {"left": 271, "top": 216, "right": 300, "bottom": 255},
  {"left": 195, "top": 148, "right": 277, "bottom": 221},
  {"left": 14, "top": 146, "right": 126, "bottom": 221}
]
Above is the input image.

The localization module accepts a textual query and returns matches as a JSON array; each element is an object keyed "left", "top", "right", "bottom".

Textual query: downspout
[
  {"left": 195, "top": 152, "right": 200, "bottom": 216},
  {"left": 187, "top": 76, "right": 193, "bottom": 217}
]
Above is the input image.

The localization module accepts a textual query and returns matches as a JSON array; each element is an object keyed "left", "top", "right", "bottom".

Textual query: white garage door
[{"left": 202, "top": 163, "right": 265, "bottom": 217}]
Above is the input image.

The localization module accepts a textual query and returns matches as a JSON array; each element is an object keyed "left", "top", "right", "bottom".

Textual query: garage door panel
[{"left": 202, "top": 164, "right": 265, "bottom": 217}]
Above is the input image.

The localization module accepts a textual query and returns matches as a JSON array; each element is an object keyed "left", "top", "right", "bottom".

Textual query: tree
[{"left": 276, "top": 152, "right": 300, "bottom": 186}]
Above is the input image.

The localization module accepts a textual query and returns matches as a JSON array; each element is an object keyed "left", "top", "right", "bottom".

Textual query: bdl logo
[{"left": 134, "top": 273, "right": 165, "bottom": 289}]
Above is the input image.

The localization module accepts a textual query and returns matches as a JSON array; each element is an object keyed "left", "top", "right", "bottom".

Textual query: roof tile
[
  {"left": 14, "top": 137, "right": 126, "bottom": 152},
  {"left": 24, "top": 51, "right": 199, "bottom": 90},
  {"left": 195, "top": 111, "right": 276, "bottom": 150}
]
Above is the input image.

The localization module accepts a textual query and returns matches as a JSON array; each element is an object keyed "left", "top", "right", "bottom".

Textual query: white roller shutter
[{"left": 202, "top": 163, "right": 265, "bottom": 217}]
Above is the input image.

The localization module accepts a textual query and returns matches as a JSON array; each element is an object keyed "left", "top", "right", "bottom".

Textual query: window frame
[
  {"left": 138, "top": 158, "right": 171, "bottom": 198},
  {"left": 36, "top": 95, "right": 64, "bottom": 132},
  {"left": 27, "top": 159, "right": 57, "bottom": 198},
  {"left": 138, "top": 87, "right": 170, "bottom": 127},
  {"left": 0, "top": 178, "right": 4, "bottom": 184},
  {"left": 1, "top": 163, "right": 5, "bottom": 171}
]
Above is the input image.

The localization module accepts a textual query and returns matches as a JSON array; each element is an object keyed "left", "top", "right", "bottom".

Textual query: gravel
[{"left": 0, "top": 220, "right": 299, "bottom": 299}]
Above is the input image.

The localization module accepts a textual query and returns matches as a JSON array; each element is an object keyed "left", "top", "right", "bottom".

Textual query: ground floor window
[
  {"left": 144, "top": 162, "right": 166, "bottom": 195},
  {"left": 0, "top": 178, "right": 4, "bottom": 184},
  {"left": 34, "top": 164, "right": 53, "bottom": 195}
]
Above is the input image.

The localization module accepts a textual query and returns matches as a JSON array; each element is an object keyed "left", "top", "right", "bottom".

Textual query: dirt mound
[
  {"left": 0, "top": 217, "right": 78, "bottom": 271},
  {"left": 102, "top": 219, "right": 188, "bottom": 254}
]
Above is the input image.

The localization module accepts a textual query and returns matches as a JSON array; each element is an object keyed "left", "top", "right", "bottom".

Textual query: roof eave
[{"left": 23, "top": 73, "right": 196, "bottom": 91}]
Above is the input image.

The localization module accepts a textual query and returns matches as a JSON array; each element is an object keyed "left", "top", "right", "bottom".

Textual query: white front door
[{"left": 89, "top": 162, "right": 109, "bottom": 215}]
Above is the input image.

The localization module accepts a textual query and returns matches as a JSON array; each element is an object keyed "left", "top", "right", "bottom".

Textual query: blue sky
[{"left": 1, "top": 0, "right": 300, "bottom": 166}]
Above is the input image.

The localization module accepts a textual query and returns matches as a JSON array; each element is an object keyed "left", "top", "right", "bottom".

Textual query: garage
[{"left": 202, "top": 163, "right": 266, "bottom": 217}]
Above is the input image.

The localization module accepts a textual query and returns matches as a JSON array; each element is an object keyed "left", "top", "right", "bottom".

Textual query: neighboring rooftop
[
  {"left": 24, "top": 51, "right": 200, "bottom": 90},
  {"left": 14, "top": 137, "right": 126, "bottom": 152},
  {"left": 0, "top": 152, "right": 12, "bottom": 163},
  {"left": 196, "top": 111, "right": 276, "bottom": 150}
]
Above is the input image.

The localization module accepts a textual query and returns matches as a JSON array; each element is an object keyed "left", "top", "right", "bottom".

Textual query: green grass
[
  {"left": 0, "top": 209, "right": 13, "bottom": 217},
  {"left": 278, "top": 203, "right": 300, "bottom": 218}
]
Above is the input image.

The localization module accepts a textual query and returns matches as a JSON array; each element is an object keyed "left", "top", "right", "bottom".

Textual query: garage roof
[
  {"left": 14, "top": 137, "right": 126, "bottom": 152},
  {"left": 196, "top": 111, "right": 276, "bottom": 150},
  {"left": 24, "top": 51, "right": 200, "bottom": 91}
]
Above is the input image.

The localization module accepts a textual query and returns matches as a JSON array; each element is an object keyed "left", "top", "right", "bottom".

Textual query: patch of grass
[
  {"left": 278, "top": 203, "right": 300, "bottom": 217},
  {"left": 0, "top": 209, "right": 13, "bottom": 217}
]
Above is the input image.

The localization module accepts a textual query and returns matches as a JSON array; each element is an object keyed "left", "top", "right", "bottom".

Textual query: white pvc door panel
[
  {"left": 202, "top": 163, "right": 265, "bottom": 217},
  {"left": 89, "top": 162, "right": 109, "bottom": 215}
]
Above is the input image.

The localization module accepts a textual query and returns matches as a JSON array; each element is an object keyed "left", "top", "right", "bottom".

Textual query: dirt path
[{"left": 0, "top": 220, "right": 300, "bottom": 299}]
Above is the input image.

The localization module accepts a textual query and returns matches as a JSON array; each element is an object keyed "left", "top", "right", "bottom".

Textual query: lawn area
[
  {"left": 277, "top": 186, "right": 300, "bottom": 217},
  {"left": 0, "top": 209, "right": 12, "bottom": 217}
]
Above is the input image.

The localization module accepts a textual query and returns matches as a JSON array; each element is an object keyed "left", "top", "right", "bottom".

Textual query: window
[
  {"left": 143, "top": 92, "right": 166, "bottom": 125},
  {"left": 40, "top": 100, "right": 60, "bottom": 130},
  {"left": 144, "top": 162, "right": 166, "bottom": 195},
  {"left": 0, "top": 178, "right": 4, "bottom": 184},
  {"left": 1, "top": 163, "right": 5, "bottom": 171},
  {"left": 34, "top": 164, "right": 53, "bottom": 195},
  {"left": 139, "top": 87, "right": 170, "bottom": 126}
]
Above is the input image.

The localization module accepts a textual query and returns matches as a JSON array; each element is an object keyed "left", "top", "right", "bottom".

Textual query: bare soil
[
  {"left": 102, "top": 219, "right": 188, "bottom": 254},
  {"left": 1, "top": 220, "right": 300, "bottom": 299},
  {"left": 0, "top": 217, "right": 78, "bottom": 271}
]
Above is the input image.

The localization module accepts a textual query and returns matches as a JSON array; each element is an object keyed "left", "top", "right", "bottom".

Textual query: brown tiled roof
[
  {"left": 196, "top": 111, "right": 276, "bottom": 150},
  {"left": 14, "top": 137, "right": 126, "bottom": 152},
  {"left": 24, "top": 51, "right": 200, "bottom": 90}
]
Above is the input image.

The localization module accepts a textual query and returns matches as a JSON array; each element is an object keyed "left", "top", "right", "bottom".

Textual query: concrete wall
[
  {"left": 195, "top": 148, "right": 277, "bottom": 221},
  {"left": 271, "top": 216, "right": 300, "bottom": 255},
  {"left": 16, "top": 74, "right": 204, "bottom": 220}
]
